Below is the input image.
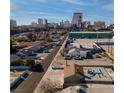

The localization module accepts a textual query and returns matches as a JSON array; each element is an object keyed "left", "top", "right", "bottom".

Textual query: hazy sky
[{"left": 11, "top": 0, "right": 114, "bottom": 25}]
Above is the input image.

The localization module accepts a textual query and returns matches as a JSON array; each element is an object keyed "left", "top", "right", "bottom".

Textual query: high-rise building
[
  {"left": 38, "top": 18, "right": 43, "bottom": 28},
  {"left": 94, "top": 21, "right": 105, "bottom": 30},
  {"left": 10, "top": 19, "right": 17, "bottom": 28},
  {"left": 71, "top": 12, "right": 83, "bottom": 27},
  {"left": 60, "top": 20, "right": 64, "bottom": 28},
  {"left": 44, "top": 19, "right": 48, "bottom": 28},
  {"left": 64, "top": 20, "right": 70, "bottom": 28}
]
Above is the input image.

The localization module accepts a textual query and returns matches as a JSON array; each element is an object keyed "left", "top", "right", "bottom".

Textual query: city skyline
[{"left": 11, "top": 0, "right": 114, "bottom": 25}]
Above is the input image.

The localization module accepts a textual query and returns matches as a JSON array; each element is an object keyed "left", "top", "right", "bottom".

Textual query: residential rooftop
[
  {"left": 71, "top": 39, "right": 113, "bottom": 49},
  {"left": 33, "top": 34, "right": 114, "bottom": 93},
  {"left": 69, "top": 31, "right": 113, "bottom": 34}
]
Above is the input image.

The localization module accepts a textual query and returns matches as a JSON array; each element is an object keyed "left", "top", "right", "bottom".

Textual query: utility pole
[
  {"left": 108, "top": 38, "right": 110, "bottom": 53},
  {"left": 66, "top": 59, "right": 68, "bottom": 66},
  {"left": 97, "top": 33, "right": 98, "bottom": 43},
  {"left": 111, "top": 43, "right": 113, "bottom": 55}
]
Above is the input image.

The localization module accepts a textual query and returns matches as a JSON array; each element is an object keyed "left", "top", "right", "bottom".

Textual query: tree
[
  {"left": 60, "top": 32, "right": 65, "bottom": 36},
  {"left": 39, "top": 82, "right": 58, "bottom": 93},
  {"left": 35, "top": 28, "right": 41, "bottom": 32},
  {"left": 10, "top": 58, "right": 24, "bottom": 66},
  {"left": 32, "top": 64, "right": 43, "bottom": 72},
  {"left": 27, "top": 33, "right": 36, "bottom": 41},
  {"left": 45, "top": 33, "right": 49, "bottom": 38},
  {"left": 10, "top": 39, "right": 18, "bottom": 54},
  {"left": 46, "top": 37, "right": 53, "bottom": 43},
  {"left": 25, "top": 59, "right": 35, "bottom": 66}
]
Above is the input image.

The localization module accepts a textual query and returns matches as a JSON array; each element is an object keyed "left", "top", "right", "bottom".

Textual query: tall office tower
[
  {"left": 44, "top": 19, "right": 48, "bottom": 27},
  {"left": 10, "top": 19, "right": 17, "bottom": 28},
  {"left": 38, "top": 18, "right": 43, "bottom": 28},
  {"left": 71, "top": 12, "right": 82, "bottom": 27},
  {"left": 60, "top": 20, "right": 64, "bottom": 28},
  {"left": 64, "top": 20, "right": 70, "bottom": 28},
  {"left": 94, "top": 21, "right": 105, "bottom": 30}
]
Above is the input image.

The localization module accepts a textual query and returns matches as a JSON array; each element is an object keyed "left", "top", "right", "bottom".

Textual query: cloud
[
  {"left": 11, "top": 0, "right": 114, "bottom": 25},
  {"left": 63, "top": 0, "right": 84, "bottom": 5},
  {"left": 62, "top": 0, "right": 99, "bottom": 6},
  {"left": 24, "top": 11, "right": 57, "bottom": 16},
  {"left": 102, "top": 3, "right": 114, "bottom": 12},
  {"left": 10, "top": 2, "right": 15, "bottom": 12},
  {"left": 35, "top": 0, "right": 46, "bottom": 3},
  {"left": 10, "top": 1, "right": 26, "bottom": 12}
]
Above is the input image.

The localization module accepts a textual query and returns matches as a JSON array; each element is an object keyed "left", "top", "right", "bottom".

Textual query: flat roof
[
  {"left": 69, "top": 31, "right": 113, "bottom": 34},
  {"left": 64, "top": 65, "right": 113, "bottom": 84},
  {"left": 70, "top": 39, "right": 113, "bottom": 50},
  {"left": 87, "top": 84, "right": 114, "bottom": 93},
  {"left": 83, "top": 67, "right": 113, "bottom": 82},
  {"left": 69, "top": 32, "right": 113, "bottom": 39}
]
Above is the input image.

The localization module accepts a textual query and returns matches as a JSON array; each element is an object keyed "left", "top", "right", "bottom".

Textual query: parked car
[
  {"left": 28, "top": 53, "right": 37, "bottom": 56},
  {"left": 65, "top": 55, "right": 72, "bottom": 60},
  {"left": 86, "top": 52, "right": 93, "bottom": 59},
  {"left": 30, "top": 46, "right": 41, "bottom": 52},
  {"left": 16, "top": 52, "right": 27, "bottom": 58},
  {"left": 32, "top": 64, "right": 44, "bottom": 72},
  {"left": 74, "top": 55, "right": 83, "bottom": 60},
  {"left": 91, "top": 48, "right": 102, "bottom": 54},
  {"left": 43, "top": 49, "right": 50, "bottom": 53},
  {"left": 26, "top": 56, "right": 39, "bottom": 60},
  {"left": 79, "top": 89, "right": 86, "bottom": 93}
]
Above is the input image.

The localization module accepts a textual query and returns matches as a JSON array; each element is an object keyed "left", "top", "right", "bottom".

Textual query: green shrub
[
  {"left": 40, "top": 82, "right": 58, "bottom": 93},
  {"left": 27, "top": 33, "right": 36, "bottom": 41},
  {"left": 10, "top": 58, "right": 24, "bottom": 66},
  {"left": 25, "top": 59, "right": 35, "bottom": 66},
  {"left": 46, "top": 38, "right": 53, "bottom": 42}
]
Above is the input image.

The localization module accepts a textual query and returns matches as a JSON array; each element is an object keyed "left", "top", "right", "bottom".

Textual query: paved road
[{"left": 13, "top": 35, "right": 67, "bottom": 93}]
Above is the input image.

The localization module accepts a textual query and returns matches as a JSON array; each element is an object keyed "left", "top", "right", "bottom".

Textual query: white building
[
  {"left": 71, "top": 12, "right": 83, "bottom": 27},
  {"left": 64, "top": 20, "right": 70, "bottom": 28}
]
